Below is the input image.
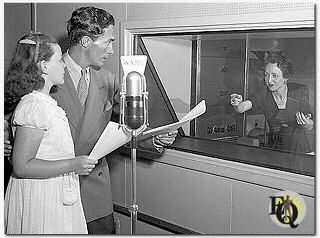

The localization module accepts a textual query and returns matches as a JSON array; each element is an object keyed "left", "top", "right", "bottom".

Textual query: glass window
[{"left": 137, "top": 28, "right": 315, "bottom": 176}]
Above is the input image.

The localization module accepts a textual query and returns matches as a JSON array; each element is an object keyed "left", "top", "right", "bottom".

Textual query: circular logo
[{"left": 269, "top": 190, "right": 306, "bottom": 228}]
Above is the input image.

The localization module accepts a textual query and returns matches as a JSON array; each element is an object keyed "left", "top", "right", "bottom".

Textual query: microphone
[
  {"left": 120, "top": 55, "right": 149, "bottom": 234},
  {"left": 123, "top": 71, "right": 146, "bottom": 130},
  {"left": 120, "top": 56, "right": 149, "bottom": 135}
]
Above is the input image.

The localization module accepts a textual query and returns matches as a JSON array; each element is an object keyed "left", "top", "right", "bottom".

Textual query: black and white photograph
[{"left": 2, "top": 1, "right": 317, "bottom": 235}]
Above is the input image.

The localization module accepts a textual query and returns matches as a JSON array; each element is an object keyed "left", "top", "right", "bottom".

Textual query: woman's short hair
[
  {"left": 264, "top": 52, "right": 293, "bottom": 79},
  {"left": 67, "top": 6, "right": 115, "bottom": 47},
  {"left": 5, "top": 32, "right": 57, "bottom": 114}
]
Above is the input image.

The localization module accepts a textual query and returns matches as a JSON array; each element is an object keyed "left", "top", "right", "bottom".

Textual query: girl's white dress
[{"left": 4, "top": 91, "right": 87, "bottom": 234}]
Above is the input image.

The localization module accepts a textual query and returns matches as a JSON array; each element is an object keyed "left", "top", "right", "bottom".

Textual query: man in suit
[{"left": 51, "top": 6, "right": 177, "bottom": 234}]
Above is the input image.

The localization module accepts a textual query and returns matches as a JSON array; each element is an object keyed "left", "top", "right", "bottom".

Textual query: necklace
[
  {"left": 274, "top": 95, "right": 286, "bottom": 105},
  {"left": 272, "top": 85, "right": 288, "bottom": 109}
]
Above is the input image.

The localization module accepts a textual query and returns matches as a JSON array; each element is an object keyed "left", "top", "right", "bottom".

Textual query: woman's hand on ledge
[{"left": 296, "top": 111, "right": 313, "bottom": 131}]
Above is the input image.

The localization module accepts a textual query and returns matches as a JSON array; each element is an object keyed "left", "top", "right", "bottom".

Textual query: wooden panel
[
  {"left": 109, "top": 149, "right": 314, "bottom": 234},
  {"left": 231, "top": 180, "right": 314, "bottom": 234},
  {"left": 132, "top": 159, "right": 232, "bottom": 234}
]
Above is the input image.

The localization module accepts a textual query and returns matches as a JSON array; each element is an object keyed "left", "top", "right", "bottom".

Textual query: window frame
[{"left": 119, "top": 9, "right": 315, "bottom": 176}]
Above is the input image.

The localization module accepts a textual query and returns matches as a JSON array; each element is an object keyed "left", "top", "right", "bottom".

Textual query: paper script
[
  {"left": 142, "top": 100, "right": 206, "bottom": 138},
  {"left": 89, "top": 100, "right": 206, "bottom": 160},
  {"left": 89, "top": 121, "right": 131, "bottom": 160}
]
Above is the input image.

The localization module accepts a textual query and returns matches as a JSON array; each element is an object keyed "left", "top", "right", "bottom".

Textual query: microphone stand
[
  {"left": 119, "top": 69, "right": 148, "bottom": 234},
  {"left": 129, "top": 131, "right": 138, "bottom": 234},
  {"left": 127, "top": 111, "right": 148, "bottom": 234}
]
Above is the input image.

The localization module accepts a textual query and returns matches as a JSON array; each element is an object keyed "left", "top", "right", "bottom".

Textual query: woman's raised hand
[
  {"left": 230, "top": 93, "right": 243, "bottom": 106},
  {"left": 296, "top": 111, "right": 313, "bottom": 131}
]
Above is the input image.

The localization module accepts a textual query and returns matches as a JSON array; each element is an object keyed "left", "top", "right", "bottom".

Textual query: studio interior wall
[
  {"left": 4, "top": 2, "right": 313, "bottom": 85},
  {"left": 4, "top": 4, "right": 32, "bottom": 78}
]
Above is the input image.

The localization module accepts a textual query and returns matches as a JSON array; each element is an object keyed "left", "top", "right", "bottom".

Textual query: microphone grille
[{"left": 126, "top": 71, "right": 142, "bottom": 96}]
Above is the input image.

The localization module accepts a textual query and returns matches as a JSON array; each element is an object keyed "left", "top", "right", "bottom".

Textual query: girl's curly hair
[{"left": 4, "top": 32, "right": 57, "bottom": 114}]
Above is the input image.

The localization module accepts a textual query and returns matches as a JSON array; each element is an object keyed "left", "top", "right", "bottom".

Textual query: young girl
[{"left": 4, "top": 32, "right": 97, "bottom": 234}]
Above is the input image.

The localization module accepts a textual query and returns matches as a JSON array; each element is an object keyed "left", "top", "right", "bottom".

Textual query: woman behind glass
[
  {"left": 4, "top": 32, "right": 98, "bottom": 234},
  {"left": 230, "top": 52, "right": 313, "bottom": 153}
]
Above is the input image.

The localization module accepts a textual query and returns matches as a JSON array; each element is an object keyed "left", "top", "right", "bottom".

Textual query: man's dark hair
[{"left": 67, "top": 6, "right": 115, "bottom": 46}]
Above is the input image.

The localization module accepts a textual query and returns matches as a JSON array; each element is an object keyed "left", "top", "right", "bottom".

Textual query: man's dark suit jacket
[{"left": 51, "top": 60, "right": 120, "bottom": 223}]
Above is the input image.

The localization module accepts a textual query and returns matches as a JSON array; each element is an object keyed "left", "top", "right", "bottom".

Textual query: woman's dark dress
[{"left": 250, "top": 83, "right": 311, "bottom": 153}]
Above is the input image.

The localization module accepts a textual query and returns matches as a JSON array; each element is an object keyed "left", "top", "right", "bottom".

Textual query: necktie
[{"left": 77, "top": 69, "right": 88, "bottom": 106}]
